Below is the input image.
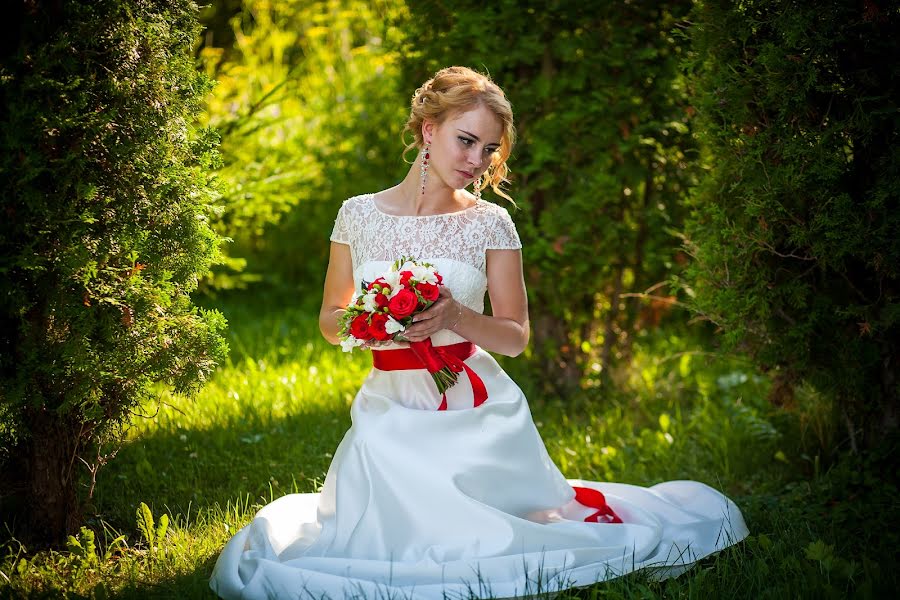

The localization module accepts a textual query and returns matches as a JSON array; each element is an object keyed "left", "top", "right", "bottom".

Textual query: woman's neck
[{"left": 388, "top": 162, "right": 471, "bottom": 216}]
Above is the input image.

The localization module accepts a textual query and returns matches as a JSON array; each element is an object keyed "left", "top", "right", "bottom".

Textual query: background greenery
[{"left": 2, "top": 0, "right": 897, "bottom": 597}]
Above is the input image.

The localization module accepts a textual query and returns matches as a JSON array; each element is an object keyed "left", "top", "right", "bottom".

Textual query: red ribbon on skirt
[
  {"left": 572, "top": 485, "right": 623, "bottom": 523},
  {"left": 371, "top": 339, "right": 622, "bottom": 524},
  {"left": 371, "top": 340, "right": 487, "bottom": 410}
]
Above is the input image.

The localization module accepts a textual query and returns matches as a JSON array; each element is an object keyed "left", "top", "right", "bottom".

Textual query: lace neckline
[{"left": 368, "top": 192, "right": 482, "bottom": 219}]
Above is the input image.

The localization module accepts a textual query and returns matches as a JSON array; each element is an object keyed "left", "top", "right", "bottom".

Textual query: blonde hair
[{"left": 402, "top": 66, "right": 516, "bottom": 204}]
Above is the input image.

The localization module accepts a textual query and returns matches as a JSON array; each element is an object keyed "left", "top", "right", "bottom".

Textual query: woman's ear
[{"left": 421, "top": 119, "right": 435, "bottom": 145}]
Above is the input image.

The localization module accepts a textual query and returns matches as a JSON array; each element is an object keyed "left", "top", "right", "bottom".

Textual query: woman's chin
[{"left": 454, "top": 170, "right": 475, "bottom": 184}]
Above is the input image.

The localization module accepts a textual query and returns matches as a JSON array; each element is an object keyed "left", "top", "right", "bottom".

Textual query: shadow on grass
[
  {"left": 87, "top": 289, "right": 358, "bottom": 531},
  {"left": 106, "top": 553, "right": 220, "bottom": 600},
  {"left": 89, "top": 402, "right": 350, "bottom": 533}
]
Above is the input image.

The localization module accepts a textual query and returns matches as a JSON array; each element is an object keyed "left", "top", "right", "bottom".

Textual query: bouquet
[{"left": 338, "top": 257, "right": 460, "bottom": 394}]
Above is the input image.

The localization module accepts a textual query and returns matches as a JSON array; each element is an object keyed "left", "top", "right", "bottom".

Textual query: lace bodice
[{"left": 330, "top": 193, "right": 521, "bottom": 346}]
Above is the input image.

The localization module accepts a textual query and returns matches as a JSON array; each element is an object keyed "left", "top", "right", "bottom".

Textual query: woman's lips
[{"left": 457, "top": 170, "right": 474, "bottom": 178}]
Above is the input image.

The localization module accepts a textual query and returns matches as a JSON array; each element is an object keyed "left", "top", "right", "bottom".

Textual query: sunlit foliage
[{"left": 196, "top": 0, "right": 408, "bottom": 289}]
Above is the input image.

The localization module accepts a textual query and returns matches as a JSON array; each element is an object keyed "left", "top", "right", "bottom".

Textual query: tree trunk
[
  {"left": 600, "top": 263, "right": 625, "bottom": 379},
  {"left": 533, "top": 308, "right": 582, "bottom": 394},
  {"left": 873, "top": 338, "right": 899, "bottom": 447},
  {"left": 621, "top": 171, "right": 654, "bottom": 363},
  {"left": 21, "top": 407, "right": 81, "bottom": 544},
  {"left": 520, "top": 183, "right": 582, "bottom": 394}
]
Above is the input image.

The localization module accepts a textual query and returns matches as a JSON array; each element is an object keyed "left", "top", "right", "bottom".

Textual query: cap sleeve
[
  {"left": 485, "top": 206, "right": 522, "bottom": 250},
  {"left": 329, "top": 200, "right": 351, "bottom": 245}
]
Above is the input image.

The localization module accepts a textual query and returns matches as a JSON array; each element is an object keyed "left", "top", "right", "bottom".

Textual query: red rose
[
  {"left": 388, "top": 288, "right": 418, "bottom": 319},
  {"left": 369, "top": 313, "right": 391, "bottom": 341},
  {"left": 436, "top": 273, "right": 443, "bottom": 284},
  {"left": 349, "top": 313, "right": 371, "bottom": 340},
  {"left": 416, "top": 282, "right": 439, "bottom": 302},
  {"left": 399, "top": 270, "right": 414, "bottom": 287},
  {"left": 367, "top": 277, "right": 387, "bottom": 291},
  {"left": 375, "top": 292, "right": 389, "bottom": 309}
]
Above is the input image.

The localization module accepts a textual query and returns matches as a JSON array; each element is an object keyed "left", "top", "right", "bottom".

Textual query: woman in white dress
[{"left": 209, "top": 66, "right": 749, "bottom": 600}]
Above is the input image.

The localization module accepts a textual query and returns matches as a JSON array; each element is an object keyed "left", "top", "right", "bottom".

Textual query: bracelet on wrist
[{"left": 449, "top": 301, "right": 464, "bottom": 330}]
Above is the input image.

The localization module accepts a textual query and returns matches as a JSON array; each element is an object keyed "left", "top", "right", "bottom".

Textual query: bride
[{"left": 209, "top": 66, "right": 748, "bottom": 600}]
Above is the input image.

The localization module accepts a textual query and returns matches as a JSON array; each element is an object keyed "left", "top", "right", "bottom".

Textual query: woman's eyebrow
[{"left": 458, "top": 129, "right": 500, "bottom": 146}]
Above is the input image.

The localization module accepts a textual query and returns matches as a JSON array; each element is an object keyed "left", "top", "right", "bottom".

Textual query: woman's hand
[{"left": 399, "top": 286, "right": 463, "bottom": 343}]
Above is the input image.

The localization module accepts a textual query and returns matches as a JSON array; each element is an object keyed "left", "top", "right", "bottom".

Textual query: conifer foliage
[
  {"left": 683, "top": 0, "right": 899, "bottom": 450},
  {"left": 0, "top": 1, "right": 228, "bottom": 542}
]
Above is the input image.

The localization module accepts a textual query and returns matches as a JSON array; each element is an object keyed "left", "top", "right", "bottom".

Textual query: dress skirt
[{"left": 209, "top": 346, "right": 749, "bottom": 599}]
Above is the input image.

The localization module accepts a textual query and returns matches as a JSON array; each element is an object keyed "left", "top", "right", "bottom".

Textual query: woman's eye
[
  {"left": 458, "top": 137, "right": 474, "bottom": 146},
  {"left": 485, "top": 147, "right": 498, "bottom": 155}
]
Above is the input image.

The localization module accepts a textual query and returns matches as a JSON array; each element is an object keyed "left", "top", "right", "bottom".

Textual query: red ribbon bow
[
  {"left": 572, "top": 486, "right": 623, "bottom": 523},
  {"left": 372, "top": 339, "right": 488, "bottom": 410}
]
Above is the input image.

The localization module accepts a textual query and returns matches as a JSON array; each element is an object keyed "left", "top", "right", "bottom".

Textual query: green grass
[{"left": 2, "top": 291, "right": 897, "bottom": 599}]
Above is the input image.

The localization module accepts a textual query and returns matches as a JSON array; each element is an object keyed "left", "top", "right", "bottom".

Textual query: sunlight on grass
[{"left": 2, "top": 295, "right": 897, "bottom": 599}]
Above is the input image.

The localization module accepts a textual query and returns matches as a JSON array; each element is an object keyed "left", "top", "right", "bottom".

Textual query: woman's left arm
[{"left": 400, "top": 249, "right": 530, "bottom": 357}]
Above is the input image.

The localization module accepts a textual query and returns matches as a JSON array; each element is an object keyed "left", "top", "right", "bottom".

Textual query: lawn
[{"left": 2, "top": 290, "right": 897, "bottom": 599}]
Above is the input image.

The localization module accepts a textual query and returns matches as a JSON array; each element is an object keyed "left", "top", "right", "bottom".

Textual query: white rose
[
  {"left": 362, "top": 291, "right": 379, "bottom": 313},
  {"left": 385, "top": 316, "right": 406, "bottom": 334},
  {"left": 341, "top": 336, "right": 363, "bottom": 352},
  {"left": 382, "top": 271, "right": 403, "bottom": 298},
  {"left": 411, "top": 264, "right": 437, "bottom": 284}
]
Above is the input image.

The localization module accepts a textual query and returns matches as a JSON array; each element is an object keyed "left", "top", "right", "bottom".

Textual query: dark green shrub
[
  {"left": 683, "top": 0, "right": 899, "bottom": 452},
  {"left": 0, "top": 0, "right": 228, "bottom": 542}
]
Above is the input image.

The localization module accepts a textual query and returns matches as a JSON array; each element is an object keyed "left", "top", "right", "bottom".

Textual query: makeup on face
[{"left": 443, "top": 107, "right": 503, "bottom": 180}]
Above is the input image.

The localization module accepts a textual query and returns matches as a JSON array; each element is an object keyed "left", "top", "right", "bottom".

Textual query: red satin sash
[
  {"left": 371, "top": 341, "right": 487, "bottom": 410},
  {"left": 371, "top": 340, "right": 623, "bottom": 524}
]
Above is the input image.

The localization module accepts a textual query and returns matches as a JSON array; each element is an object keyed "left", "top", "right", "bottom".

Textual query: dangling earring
[
  {"left": 419, "top": 143, "right": 430, "bottom": 195},
  {"left": 474, "top": 176, "right": 482, "bottom": 202}
]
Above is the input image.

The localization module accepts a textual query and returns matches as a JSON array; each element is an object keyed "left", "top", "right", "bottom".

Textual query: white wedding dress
[{"left": 209, "top": 193, "right": 749, "bottom": 600}]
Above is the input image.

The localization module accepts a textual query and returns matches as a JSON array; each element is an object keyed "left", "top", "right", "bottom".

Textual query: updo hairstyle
[{"left": 402, "top": 66, "right": 516, "bottom": 203}]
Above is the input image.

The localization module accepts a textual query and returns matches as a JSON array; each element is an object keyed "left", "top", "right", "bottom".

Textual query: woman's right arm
[{"left": 318, "top": 241, "right": 355, "bottom": 344}]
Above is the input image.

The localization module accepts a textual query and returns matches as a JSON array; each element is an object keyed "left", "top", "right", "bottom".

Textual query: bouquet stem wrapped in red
[{"left": 407, "top": 338, "right": 458, "bottom": 395}]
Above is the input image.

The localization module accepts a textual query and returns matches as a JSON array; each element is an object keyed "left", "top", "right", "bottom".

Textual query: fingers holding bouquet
[{"left": 401, "top": 286, "right": 461, "bottom": 342}]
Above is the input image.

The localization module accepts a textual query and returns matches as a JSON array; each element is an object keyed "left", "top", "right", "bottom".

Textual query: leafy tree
[
  {"left": 0, "top": 0, "right": 228, "bottom": 542},
  {"left": 395, "top": 0, "right": 697, "bottom": 392},
  {"left": 682, "top": 0, "right": 899, "bottom": 451}
]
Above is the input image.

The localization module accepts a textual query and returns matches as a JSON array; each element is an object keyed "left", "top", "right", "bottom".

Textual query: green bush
[
  {"left": 0, "top": 0, "right": 228, "bottom": 542},
  {"left": 395, "top": 1, "right": 698, "bottom": 393},
  {"left": 682, "top": 0, "right": 899, "bottom": 452}
]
